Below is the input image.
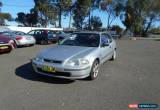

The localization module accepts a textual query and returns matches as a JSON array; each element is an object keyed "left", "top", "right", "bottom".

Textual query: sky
[{"left": 0, "top": 0, "right": 126, "bottom": 28}]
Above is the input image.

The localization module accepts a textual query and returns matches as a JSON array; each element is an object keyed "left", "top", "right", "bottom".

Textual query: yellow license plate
[
  {"left": 0, "top": 46, "right": 8, "bottom": 49},
  {"left": 42, "top": 66, "right": 55, "bottom": 73}
]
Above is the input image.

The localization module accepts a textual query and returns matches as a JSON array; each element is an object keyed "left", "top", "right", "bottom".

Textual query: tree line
[
  {"left": 0, "top": 2, "right": 12, "bottom": 25},
  {"left": 0, "top": 0, "right": 160, "bottom": 36}
]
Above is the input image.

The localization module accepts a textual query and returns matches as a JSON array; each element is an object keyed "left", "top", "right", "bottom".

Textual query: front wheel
[{"left": 88, "top": 60, "right": 99, "bottom": 80}]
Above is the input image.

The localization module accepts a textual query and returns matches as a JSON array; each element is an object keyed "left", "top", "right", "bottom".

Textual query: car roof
[
  {"left": 13, "top": 31, "right": 24, "bottom": 33},
  {"left": 73, "top": 31, "right": 109, "bottom": 35},
  {"left": 30, "top": 29, "right": 57, "bottom": 31}
]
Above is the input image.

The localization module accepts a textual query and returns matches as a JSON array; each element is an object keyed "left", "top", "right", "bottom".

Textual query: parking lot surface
[{"left": 0, "top": 40, "right": 160, "bottom": 110}]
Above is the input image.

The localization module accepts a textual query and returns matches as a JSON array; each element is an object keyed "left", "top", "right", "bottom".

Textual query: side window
[
  {"left": 48, "top": 30, "right": 54, "bottom": 38},
  {"left": 35, "top": 30, "right": 41, "bottom": 35},
  {"left": 28, "top": 31, "right": 35, "bottom": 35},
  {"left": 101, "top": 34, "right": 109, "bottom": 45},
  {"left": 3, "top": 32, "right": 11, "bottom": 36}
]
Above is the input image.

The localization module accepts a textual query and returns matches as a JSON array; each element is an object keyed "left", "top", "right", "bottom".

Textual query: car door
[
  {"left": 34, "top": 30, "right": 43, "bottom": 42},
  {"left": 107, "top": 34, "right": 115, "bottom": 53},
  {"left": 100, "top": 34, "right": 113, "bottom": 63}
]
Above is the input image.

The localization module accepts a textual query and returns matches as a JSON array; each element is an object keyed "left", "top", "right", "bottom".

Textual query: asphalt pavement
[{"left": 0, "top": 40, "right": 160, "bottom": 110}]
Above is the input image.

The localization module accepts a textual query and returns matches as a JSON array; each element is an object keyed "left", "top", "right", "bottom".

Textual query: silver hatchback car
[{"left": 32, "top": 32, "right": 116, "bottom": 80}]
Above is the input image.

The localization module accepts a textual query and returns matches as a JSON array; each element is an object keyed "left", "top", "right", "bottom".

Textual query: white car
[{"left": 0, "top": 31, "right": 36, "bottom": 47}]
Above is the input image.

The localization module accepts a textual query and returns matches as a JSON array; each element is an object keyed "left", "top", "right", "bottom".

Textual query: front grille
[
  {"left": 43, "top": 58, "right": 62, "bottom": 64},
  {"left": 37, "top": 68, "right": 71, "bottom": 77}
]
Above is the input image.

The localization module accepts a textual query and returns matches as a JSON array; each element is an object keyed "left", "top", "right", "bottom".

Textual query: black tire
[
  {"left": 40, "top": 40, "right": 47, "bottom": 45},
  {"left": 30, "top": 44, "right": 34, "bottom": 46},
  {"left": 13, "top": 40, "right": 18, "bottom": 48},
  {"left": 88, "top": 60, "right": 99, "bottom": 80}
]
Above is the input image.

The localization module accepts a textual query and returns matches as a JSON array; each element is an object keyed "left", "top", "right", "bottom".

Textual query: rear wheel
[{"left": 88, "top": 60, "right": 99, "bottom": 80}]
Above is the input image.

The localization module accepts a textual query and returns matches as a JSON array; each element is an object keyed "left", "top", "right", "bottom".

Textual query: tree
[
  {"left": 87, "top": 0, "right": 101, "bottom": 29},
  {"left": 100, "top": 0, "right": 125, "bottom": 29},
  {"left": 28, "top": 9, "right": 38, "bottom": 26},
  {"left": 52, "top": 0, "right": 72, "bottom": 28},
  {"left": 122, "top": 0, "right": 160, "bottom": 36},
  {"left": 34, "top": 0, "right": 58, "bottom": 27},
  {"left": 16, "top": 12, "right": 27, "bottom": 26},
  {"left": 66, "top": 4, "right": 75, "bottom": 29},
  {"left": 111, "top": 25, "right": 123, "bottom": 34},
  {"left": 84, "top": 16, "right": 102, "bottom": 30},
  {"left": 0, "top": 2, "right": 12, "bottom": 25},
  {"left": 16, "top": 9, "right": 38, "bottom": 27},
  {"left": 0, "top": 2, "right": 2, "bottom": 12},
  {"left": 34, "top": 0, "right": 72, "bottom": 28},
  {"left": 72, "top": 0, "right": 92, "bottom": 30},
  {"left": 91, "top": 16, "right": 102, "bottom": 30},
  {"left": 142, "top": 0, "right": 160, "bottom": 36}
]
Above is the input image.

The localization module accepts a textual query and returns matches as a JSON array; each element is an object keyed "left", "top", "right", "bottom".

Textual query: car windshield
[
  {"left": 0, "top": 32, "right": 11, "bottom": 36},
  {"left": 59, "top": 33, "right": 100, "bottom": 47}
]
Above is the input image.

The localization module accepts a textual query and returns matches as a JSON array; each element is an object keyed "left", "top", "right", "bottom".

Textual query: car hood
[{"left": 38, "top": 45, "right": 96, "bottom": 61}]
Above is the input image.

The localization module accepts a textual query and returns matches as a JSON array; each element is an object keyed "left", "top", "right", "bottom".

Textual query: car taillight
[{"left": 16, "top": 36, "right": 23, "bottom": 40}]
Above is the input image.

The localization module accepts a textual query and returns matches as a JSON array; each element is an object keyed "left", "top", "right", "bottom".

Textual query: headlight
[
  {"left": 9, "top": 40, "right": 14, "bottom": 43},
  {"left": 66, "top": 58, "right": 89, "bottom": 66},
  {"left": 33, "top": 57, "right": 43, "bottom": 62}
]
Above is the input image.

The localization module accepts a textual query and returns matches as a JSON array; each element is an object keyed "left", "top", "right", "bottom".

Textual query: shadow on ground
[{"left": 15, "top": 62, "right": 75, "bottom": 84}]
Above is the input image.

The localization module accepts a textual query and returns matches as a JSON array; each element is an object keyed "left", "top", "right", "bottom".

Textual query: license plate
[
  {"left": 0, "top": 46, "right": 8, "bottom": 49},
  {"left": 42, "top": 66, "right": 55, "bottom": 73}
]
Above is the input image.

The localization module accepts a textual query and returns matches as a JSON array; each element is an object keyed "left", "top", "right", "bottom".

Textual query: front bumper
[
  {"left": 0, "top": 44, "right": 12, "bottom": 53},
  {"left": 32, "top": 60, "right": 91, "bottom": 79}
]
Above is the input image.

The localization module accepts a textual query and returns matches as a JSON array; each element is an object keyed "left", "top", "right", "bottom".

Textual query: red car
[{"left": 0, "top": 35, "right": 16, "bottom": 54}]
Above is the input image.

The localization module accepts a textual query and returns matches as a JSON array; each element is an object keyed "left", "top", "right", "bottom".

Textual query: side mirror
[{"left": 101, "top": 42, "right": 109, "bottom": 47}]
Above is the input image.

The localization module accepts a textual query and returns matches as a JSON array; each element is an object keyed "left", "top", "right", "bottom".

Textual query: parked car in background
[
  {"left": 0, "top": 35, "right": 16, "bottom": 54},
  {"left": 32, "top": 32, "right": 116, "bottom": 80},
  {"left": 28, "top": 29, "right": 58, "bottom": 44},
  {"left": 107, "top": 30, "right": 120, "bottom": 39},
  {"left": 0, "top": 31, "right": 36, "bottom": 47},
  {"left": 56, "top": 31, "right": 70, "bottom": 41},
  {"left": 64, "top": 30, "right": 75, "bottom": 35}
]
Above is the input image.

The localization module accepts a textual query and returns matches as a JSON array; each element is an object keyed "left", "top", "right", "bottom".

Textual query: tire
[
  {"left": 58, "top": 37, "right": 64, "bottom": 42},
  {"left": 13, "top": 40, "right": 18, "bottom": 48},
  {"left": 110, "top": 50, "right": 116, "bottom": 61},
  {"left": 88, "top": 60, "right": 99, "bottom": 80},
  {"left": 30, "top": 44, "right": 34, "bottom": 46},
  {"left": 40, "top": 40, "right": 47, "bottom": 45}
]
